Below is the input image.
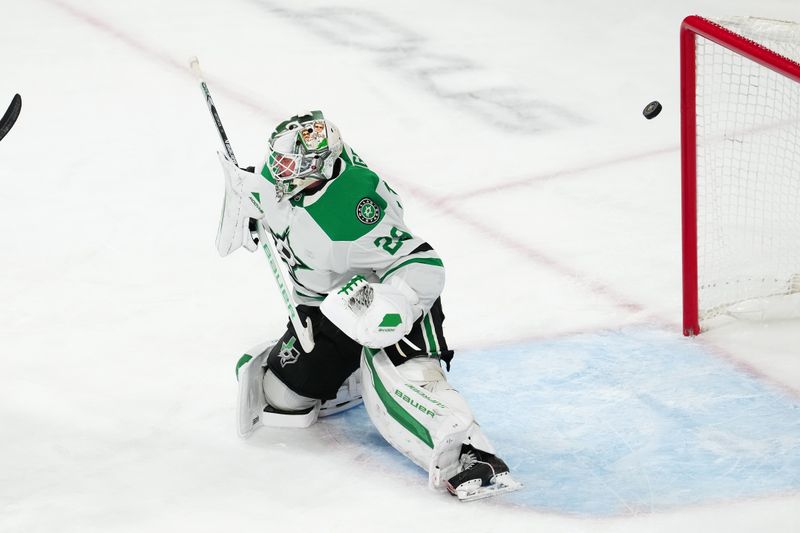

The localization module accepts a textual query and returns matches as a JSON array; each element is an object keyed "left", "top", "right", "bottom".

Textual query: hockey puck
[{"left": 643, "top": 100, "right": 662, "bottom": 119}]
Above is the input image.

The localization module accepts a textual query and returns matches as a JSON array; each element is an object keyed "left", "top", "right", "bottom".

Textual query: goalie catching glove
[
  {"left": 321, "top": 275, "right": 419, "bottom": 349},
  {"left": 215, "top": 152, "right": 265, "bottom": 256}
]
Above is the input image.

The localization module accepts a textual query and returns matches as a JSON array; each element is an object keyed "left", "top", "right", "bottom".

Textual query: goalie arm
[
  {"left": 372, "top": 241, "right": 445, "bottom": 320},
  {"left": 213, "top": 149, "right": 317, "bottom": 352},
  {"left": 215, "top": 153, "right": 266, "bottom": 256},
  {"left": 362, "top": 182, "right": 446, "bottom": 319},
  {"left": 322, "top": 224, "right": 446, "bottom": 349}
]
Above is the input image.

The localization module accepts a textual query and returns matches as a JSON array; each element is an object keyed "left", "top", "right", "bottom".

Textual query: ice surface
[{"left": 1, "top": 0, "right": 799, "bottom": 532}]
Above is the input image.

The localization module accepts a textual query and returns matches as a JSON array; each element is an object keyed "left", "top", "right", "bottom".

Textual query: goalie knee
[
  {"left": 258, "top": 369, "right": 321, "bottom": 428},
  {"left": 396, "top": 357, "right": 474, "bottom": 418},
  {"left": 261, "top": 365, "right": 361, "bottom": 425},
  {"left": 262, "top": 369, "right": 318, "bottom": 412},
  {"left": 395, "top": 356, "right": 446, "bottom": 385}
]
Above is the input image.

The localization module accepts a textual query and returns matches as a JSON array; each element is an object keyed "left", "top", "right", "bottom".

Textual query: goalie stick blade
[{"left": 0, "top": 94, "right": 21, "bottom": 142}]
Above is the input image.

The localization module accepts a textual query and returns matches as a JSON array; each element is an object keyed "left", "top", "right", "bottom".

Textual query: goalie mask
[{"left": 266, "top": 110, "right": 343, "bottom": 200}]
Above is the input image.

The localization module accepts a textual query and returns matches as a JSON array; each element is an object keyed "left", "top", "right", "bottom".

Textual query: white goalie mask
[{"left": 266, "top": 110, "right": 343, "bottom": 200}]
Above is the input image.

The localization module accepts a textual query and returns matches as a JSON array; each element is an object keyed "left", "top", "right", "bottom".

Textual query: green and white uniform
[
  {"left": 255, "top": 144, "right": 450, "bottom": 361},
  {"left": 227, "top": 136, "right": 518, "bottom": 500}
]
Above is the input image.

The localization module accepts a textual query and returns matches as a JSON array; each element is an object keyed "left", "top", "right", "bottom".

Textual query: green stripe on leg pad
[
  {"left": 363, "top": 348, "right": 434, "bottom": 448},
  {"left": 423, "top": 314, "right": 438, "bottom": 355}
]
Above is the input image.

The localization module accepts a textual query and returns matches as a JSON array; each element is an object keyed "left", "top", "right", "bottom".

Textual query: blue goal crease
[{"left": 329, "top": 327, "right": 800, "bottom": 516}]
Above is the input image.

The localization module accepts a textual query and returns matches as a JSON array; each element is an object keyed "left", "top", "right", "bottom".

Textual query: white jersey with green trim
[{"left": 254, "top": 144, "right": 444, "bottom": 316}]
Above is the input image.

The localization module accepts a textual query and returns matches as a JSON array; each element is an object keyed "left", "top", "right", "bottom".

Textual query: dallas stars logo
[
  {"left": 278, "top": 337, "right": 301, "bottom": 367},
  {"left": 270, "top": 227, "right": 311, "bottom": 277},
  {"left": 356, "top": 197, "right": 380, "bottom": 224},
  {"left": 269, "top": 226, "right": 324, "bottom": 299}
]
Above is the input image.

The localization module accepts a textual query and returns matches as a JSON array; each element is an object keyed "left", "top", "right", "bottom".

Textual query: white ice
[{"left": 1, "top": 0, "right": 799, "bottom": 532}]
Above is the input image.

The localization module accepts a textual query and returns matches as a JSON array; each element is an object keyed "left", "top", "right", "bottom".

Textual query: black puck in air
[{"left": 643, "top": 100, "right": 662, "bottom": 119}]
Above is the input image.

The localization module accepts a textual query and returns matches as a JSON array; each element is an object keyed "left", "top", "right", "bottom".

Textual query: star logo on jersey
[
  {"left": 356, "top": 198, "right": 381, "bottom": 224},
  {"left": 269, "top": 227, "right": 324, "bottom": 298},
  {"left": 270, "top": 227, "right": 312, "bottom": 276},
  {"left": 278, "top": 337, "right": 301, "bottom": 367}
]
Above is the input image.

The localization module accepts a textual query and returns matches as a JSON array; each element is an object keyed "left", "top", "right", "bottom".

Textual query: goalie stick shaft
[
  {"left": 189, "top": 57, "right": 315, "bottom": 353},
  {"left": 0, "top": 94, "right": 22, "bottom": 142},
  {"left": 254, "top": 223, "right": 315, "bottom": 349},
  {"left": 189, "top": 59, "right": 237, "bottom": 166}
]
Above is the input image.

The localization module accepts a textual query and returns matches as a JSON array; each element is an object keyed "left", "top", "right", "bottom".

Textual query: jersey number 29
[{"left": 374, "top": 226, "right": 412, "bottom": 255}]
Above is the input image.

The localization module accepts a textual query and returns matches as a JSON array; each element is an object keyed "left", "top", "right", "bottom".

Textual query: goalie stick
[
  {"left": 189, "top": 57, "right": 315, "bottom": 353},
  {"left": 0, "top": 94, "right": 21, "bottom": 142}
]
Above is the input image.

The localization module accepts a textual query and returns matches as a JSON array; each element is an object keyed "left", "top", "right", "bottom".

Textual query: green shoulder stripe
[
  {"left": 341, "top": 145, "right": 369, "bottom": 168},
  {"left": 304, "top": 165, "right": 388, "bottom": 241},
  {"left": 380, "top": 257, "right": 444, "bottom": 282}
]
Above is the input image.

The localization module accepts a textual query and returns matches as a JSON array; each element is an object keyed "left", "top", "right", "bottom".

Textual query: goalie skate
[{"left": 446, "top": 444, "right": 523, "bottom": 502}]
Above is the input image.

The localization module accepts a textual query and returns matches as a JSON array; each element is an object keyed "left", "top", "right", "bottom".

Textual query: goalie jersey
[{"left": 254, "top": 144, "right": 451, "bottom": 363}]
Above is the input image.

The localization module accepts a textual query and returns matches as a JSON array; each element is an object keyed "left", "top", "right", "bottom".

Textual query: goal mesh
[{"left": 693, "top": 17, "right": 800, "bottom": 325}]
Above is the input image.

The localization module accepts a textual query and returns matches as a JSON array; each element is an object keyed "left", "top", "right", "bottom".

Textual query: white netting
[{"left": 695, "top": 17, "right": 800, "bottom": 322}]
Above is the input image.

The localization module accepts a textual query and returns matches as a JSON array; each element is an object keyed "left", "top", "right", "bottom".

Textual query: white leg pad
[
  {"left": 236, "top": 341, "right": 322, "bottom": 436},
  {"left": 263, "top": 369, "right": 319, "bottom": 412},
  {"left": 236, "top": 341, "right": 274, "bottom": 438},
  {"left": 259, "top": 402, "right": 320, "bottom": 428},
  {"left": 360, "top": 349, "right": 493, "bottom": 489},
  {"left": 260, "top": 369, "right": 321, "bottom": 428}
]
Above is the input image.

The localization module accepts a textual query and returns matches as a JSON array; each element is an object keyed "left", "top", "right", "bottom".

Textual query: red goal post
[{"left": 681, "top": 15, "right": 800, "bottom": 336}]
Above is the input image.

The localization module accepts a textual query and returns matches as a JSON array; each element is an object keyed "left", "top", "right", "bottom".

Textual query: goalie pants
[{"left": 267, "top": 298, "right": 454, "bottom": 401}]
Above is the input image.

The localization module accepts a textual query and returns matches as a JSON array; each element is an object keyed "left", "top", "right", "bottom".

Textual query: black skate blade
[{"left": 449, "top": 474, "right": 523, "bottom": 502}]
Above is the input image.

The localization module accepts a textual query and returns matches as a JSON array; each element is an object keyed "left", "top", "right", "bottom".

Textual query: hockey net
[{"left": 681, "top": 15, "right": 800, "bottom": 335}]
